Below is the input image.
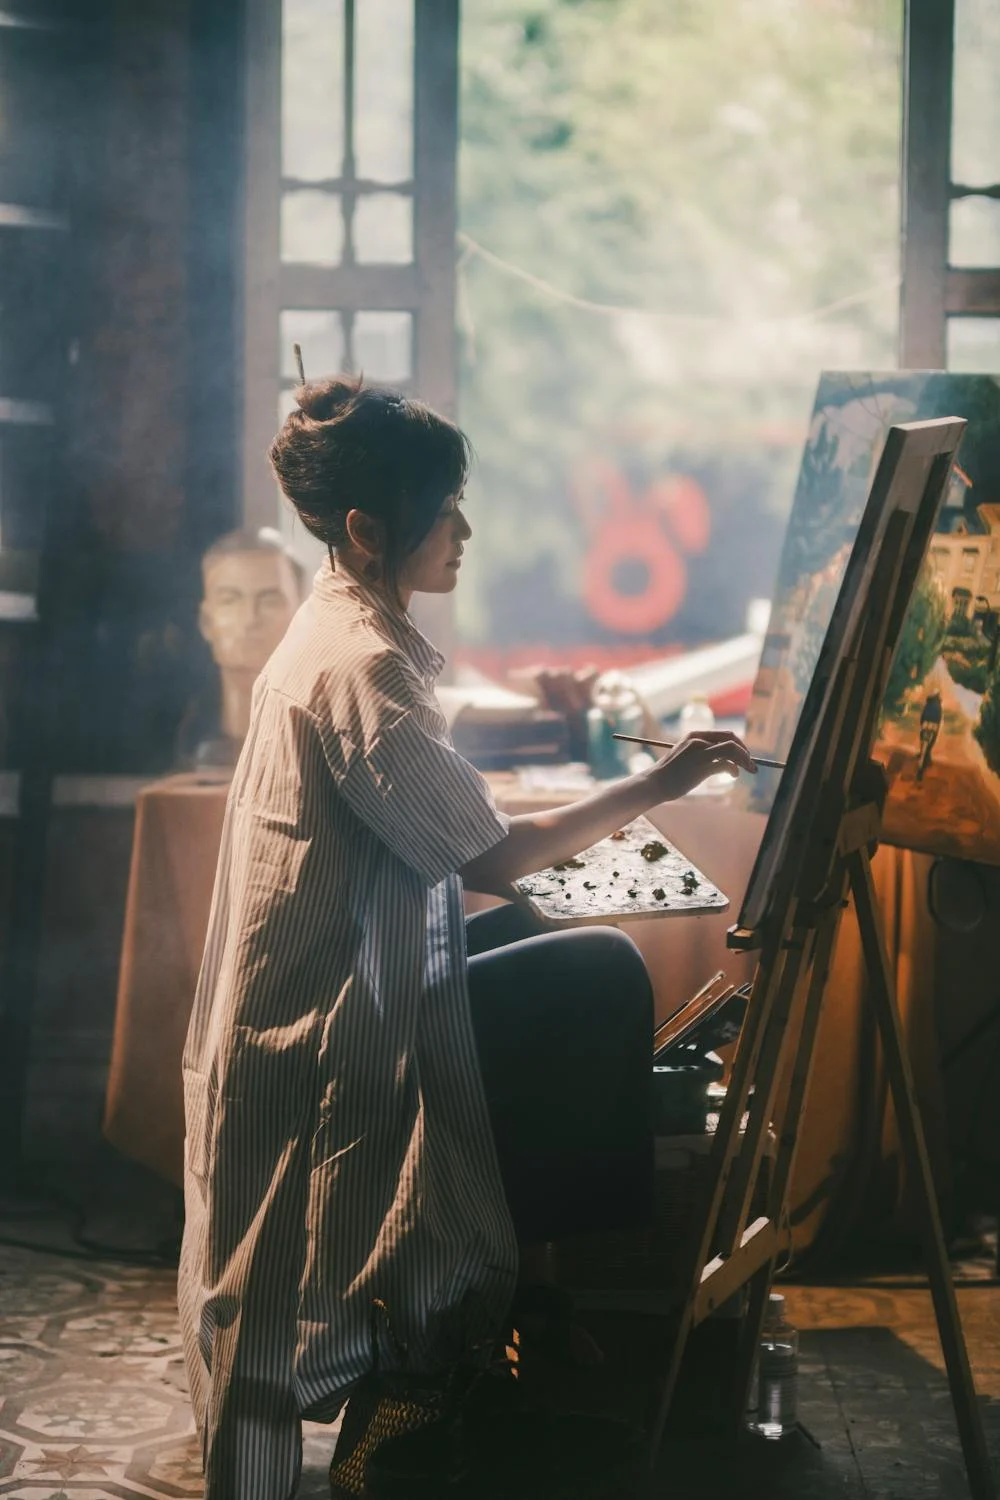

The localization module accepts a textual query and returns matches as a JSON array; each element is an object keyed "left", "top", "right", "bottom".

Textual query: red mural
[{"left": 574, "top": 461, "right": 711, "bottom": 635}]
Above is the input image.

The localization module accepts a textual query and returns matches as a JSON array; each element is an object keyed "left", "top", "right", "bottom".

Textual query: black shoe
[
  {"left": 362, "top": 1379, "right": 645, "bottom": 1500},
  {"left": 335, "top": 1296, "right": 642, "bottom": 1499},
  {"left": 329, "top": 1373, "right": 451, "bottom": 1498},
  {"left": 363, "top": 1418, "right": 468, "bottom": 1498},
  {"left": 461, "top": 1379, "right": 646, "bottom": 1500}
]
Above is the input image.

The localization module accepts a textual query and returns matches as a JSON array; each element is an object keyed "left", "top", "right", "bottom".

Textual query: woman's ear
[{"left": 344, "top": 508, "right": 384, "bottom": 563}]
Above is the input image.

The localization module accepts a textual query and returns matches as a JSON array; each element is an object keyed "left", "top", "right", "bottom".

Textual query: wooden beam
[
  {"left": 241, "top": 0, "right": 282, "bottom": 530},
  {"left": 945, "top": 268, "right": 1000, "bottom": 316},
  {"left": 900, "top": 0, "right": 955, "bottom": 368},
  {"left": 277, "top": 263, "right": 421, "bottom": 310},
  {"left": 694, "top": 1217, "right": 778, "bottom": 1323},
  {"left": 409, "top": 0, "right": 461, "bottom": 669},
  {"left": 413, "top": 0, "right": 459, "bottom": 419}
]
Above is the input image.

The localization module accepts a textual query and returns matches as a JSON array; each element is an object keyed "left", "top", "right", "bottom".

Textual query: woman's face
[{"left": 398, "top": 493, "right": 472, "bottom": 596}]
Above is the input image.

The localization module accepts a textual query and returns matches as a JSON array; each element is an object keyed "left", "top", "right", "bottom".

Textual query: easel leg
[
  {"left": 723, "top": 910, "right": 842, "bottom": 1433},
  {"left": 848, "top": 848, "right": 996, "bottom": 1500},
  {"left": 646, "top": 933, "right": 794, "bottom": 1463}
]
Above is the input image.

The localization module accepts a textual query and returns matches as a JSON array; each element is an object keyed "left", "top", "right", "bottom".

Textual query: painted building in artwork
[{"left": 926, "top": 467, "right": 1000, "bottom": 626}]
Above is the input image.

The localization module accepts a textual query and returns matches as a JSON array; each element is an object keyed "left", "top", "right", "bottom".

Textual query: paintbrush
[{"left": 612, "top": 732, "right": 787, "bottom": 772}]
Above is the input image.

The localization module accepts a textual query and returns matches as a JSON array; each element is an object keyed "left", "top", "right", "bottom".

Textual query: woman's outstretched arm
[{"left": 460, "top": 731, "right": 756, "bottom": 896}]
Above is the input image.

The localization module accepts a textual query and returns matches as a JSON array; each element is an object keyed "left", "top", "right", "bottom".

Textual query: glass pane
[
  {"left": 281, "top": 189, "right": 345, "bottom": 265},
  {"left": 355, "top": 0, "right": 414, "bottom": 182},
  {"left": 282, "top": 0, "right": 345, "bottom": 181},
  {"left": 454, "top": 1, "right": 903, "bottom": 674},
  {"left": 353, "top": 192, "right": 413, "bottom": 264},
  {"left": 947, "top": 317, "right": 1000, "bottom": 373},
  {"left": 950, "top": 196, "right": 1000, "bottom": 268},
  {"left": 952, "top": 0, "right": 1000, "bottom": 184},
  {"left": 352, "top": 310, "right": 412, "bottom": 382},
  {"left": 279, "top": 309, "right": 346, "bottom": 381}
]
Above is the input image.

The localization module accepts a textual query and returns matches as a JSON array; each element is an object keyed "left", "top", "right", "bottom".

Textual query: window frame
[
  {"left": 901, "top": 0, "right": 1000, "bottom": 367},
  {"left": 241, "top": 0, "right": 460, "bottom": 532}
]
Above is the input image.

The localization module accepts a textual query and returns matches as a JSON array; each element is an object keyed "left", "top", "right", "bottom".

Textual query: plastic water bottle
[{"left": 749, "top": 1292, "right": 799, "bottom": 1440}]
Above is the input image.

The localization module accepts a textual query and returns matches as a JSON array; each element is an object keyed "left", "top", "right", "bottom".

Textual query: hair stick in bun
[{"left": 269, "top": 373, "right": 472, "bottom": 598}]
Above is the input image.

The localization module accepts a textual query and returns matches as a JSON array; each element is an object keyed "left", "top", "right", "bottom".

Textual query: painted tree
[
  {"left": 942, "top": 631, "right": 992, "bottom": 695},
  {"left": 882, "top": 571, "right": 948, "bottom": 723},
  {"left": 779, "top": 423, "right": 851, "bottom": 591},
  {"left": 974, "top": 668, "right": 1000, "bottom": 775}
]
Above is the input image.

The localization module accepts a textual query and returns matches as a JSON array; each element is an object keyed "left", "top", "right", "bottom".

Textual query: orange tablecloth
[
  {"left": 103, "top": 773, "right": 230, "bottom": 1186},
  {"left": 103, "top": 772, "right": 948, "bottom": 1254}
]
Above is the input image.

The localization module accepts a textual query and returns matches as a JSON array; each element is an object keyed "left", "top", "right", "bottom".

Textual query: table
[
  {"left": 103, "top": 773, "right": 229, "bottom": 1186},
  {"left": 103, "top": 772, "right": 948, "bottom": 1259}
]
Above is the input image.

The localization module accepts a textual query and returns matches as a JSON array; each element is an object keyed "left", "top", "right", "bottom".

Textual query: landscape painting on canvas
[{"left": 743, "top": 371, "right": 1000, "bottom": 864}]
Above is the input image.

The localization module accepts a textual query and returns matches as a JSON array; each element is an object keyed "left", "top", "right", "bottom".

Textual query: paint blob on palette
[{"left": 514, "top": 815, "right": 729, "bottom": 926}]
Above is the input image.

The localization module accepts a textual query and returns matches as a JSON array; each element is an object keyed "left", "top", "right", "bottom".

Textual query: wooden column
[{"left": 899, "top": 0, "right": 954, "bottom": 369}]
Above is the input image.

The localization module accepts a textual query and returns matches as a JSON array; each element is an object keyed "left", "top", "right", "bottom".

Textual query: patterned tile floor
[
  {"left": 1, "top": 1229, "right": 999, "bottom": 1499},
  {"left": 0, "top": 1245, "right": 340, "bottom": 1500}
]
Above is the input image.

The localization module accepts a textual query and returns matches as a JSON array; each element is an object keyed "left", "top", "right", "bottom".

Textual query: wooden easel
[{"left": 646, "top": 419, "right": 997, "bottom": 1500}]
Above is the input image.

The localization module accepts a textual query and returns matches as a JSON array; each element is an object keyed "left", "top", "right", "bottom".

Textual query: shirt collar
[{"left": 313, "top": 555, "right": 446, "bottom": 681}]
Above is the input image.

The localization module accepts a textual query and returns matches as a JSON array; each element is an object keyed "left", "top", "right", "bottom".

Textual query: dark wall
[
  {"left": 2, "top": 0, "right": 246, "bottom": 780},
  {"left": 60, "top": 0, "right": 243, "bottom": 775},
  {"left": 0, "top": 0, "right": 245, "bottom": 1168}
]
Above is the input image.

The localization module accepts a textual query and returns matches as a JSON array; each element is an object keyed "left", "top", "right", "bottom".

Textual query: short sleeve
[{"left": 325, "top": 653, "right": 509, "bottom": 886}]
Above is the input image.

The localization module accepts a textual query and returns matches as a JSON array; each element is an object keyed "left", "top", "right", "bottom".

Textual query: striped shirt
[{"left": 178, "top": 559, "right": 519, "bottom": 1500}]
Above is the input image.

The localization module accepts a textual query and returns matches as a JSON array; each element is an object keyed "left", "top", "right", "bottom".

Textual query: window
[
  {"left": 901, "top": 0, "right": 1000, "bottom": 367},
  {"left": 0, "top": 14, "right": 67, "bottom": 616},
  {"left": 457, "top": 3, "right": 902, "bottom": 672},
  {"left": 243, "top": 0, "right": 459, "bottom": 601}
]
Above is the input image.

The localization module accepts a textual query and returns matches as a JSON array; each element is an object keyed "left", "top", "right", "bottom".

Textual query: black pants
[{"left": 466, "top": 904, "right": 654, "bottom": 1246}]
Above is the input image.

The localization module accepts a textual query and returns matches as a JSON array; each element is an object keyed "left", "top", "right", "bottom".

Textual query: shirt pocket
[{"left": 182, "top": 1068, "right": 211, "bottom": 1181}]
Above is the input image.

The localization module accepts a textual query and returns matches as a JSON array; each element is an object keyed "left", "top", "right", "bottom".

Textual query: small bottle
[
  {"left": 749, "top": 1292, "right": 798, "bottom": 1440},
  {"left": 587, "top": 671, "right": 645, "bottom": 778},
  {"left": 678, "top": 691, "right": 715, "bottom": 737},
  {"left": 678, "top": 692, "right": 732, "bottom": 793}
]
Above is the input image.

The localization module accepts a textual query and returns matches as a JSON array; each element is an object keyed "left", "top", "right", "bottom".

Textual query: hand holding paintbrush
[{"left": 613, "top": 732, "right": 786, "bottom": 773}]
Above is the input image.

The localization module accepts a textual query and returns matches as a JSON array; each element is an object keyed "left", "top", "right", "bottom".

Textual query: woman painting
[{"left": 178, "top": 376, "right": 755, "bottom": 1499}]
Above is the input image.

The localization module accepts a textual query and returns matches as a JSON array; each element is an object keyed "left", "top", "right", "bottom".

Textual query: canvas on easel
[
  {"left": 646, "top": 417, "right": 997, "bottom": 1500},
  {"left": 742, "top": 371, "right": 1000, "bottom": 864}
]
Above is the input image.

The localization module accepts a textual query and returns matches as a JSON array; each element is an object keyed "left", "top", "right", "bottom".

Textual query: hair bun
[
  {"left": 269, "top": 371, "right": 471, "bottom": 559},
  {"left": 293, "top": 374, "right": 361, "bottom": 423}
]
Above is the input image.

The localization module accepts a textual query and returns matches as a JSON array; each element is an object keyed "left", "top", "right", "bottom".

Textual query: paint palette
[{"left": 513, "top": 815, "right": 729, "bottom": 927}]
